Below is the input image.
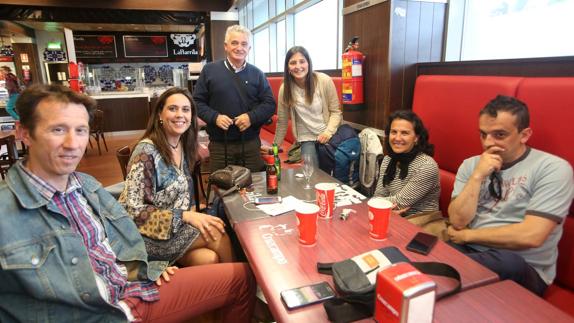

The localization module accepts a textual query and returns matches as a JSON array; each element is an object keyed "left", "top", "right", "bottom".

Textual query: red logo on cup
[{"left": 315, "top": 183, "right": 336, "bottom": 219}]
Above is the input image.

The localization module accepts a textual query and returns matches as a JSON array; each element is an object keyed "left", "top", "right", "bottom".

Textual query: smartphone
[
  {"left": 280, "top": 281, "right": 336, "bottom": 310},
  {"left": 406, "top": 232, "right": 438, "bottom": 255},
  {"left": 254, "top": 196, "right": 282, "bottom": 204}
]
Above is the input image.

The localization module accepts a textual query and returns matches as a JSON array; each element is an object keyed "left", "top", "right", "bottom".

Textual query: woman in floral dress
[{"left": 119, "top": 87, "right": 233, "bottom": 266}]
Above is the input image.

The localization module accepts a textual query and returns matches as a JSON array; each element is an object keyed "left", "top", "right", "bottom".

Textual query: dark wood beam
[
  {"left": 0, "top": 19, "right": 34, "bottom": 37},
  {"left": 0, "top": 0, "right": 234, "bottom": 12}
]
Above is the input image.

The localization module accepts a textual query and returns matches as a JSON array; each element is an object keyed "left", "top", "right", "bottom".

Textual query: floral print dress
[{"left": 119, "top": 139, "right": 199, "bottom": 263}]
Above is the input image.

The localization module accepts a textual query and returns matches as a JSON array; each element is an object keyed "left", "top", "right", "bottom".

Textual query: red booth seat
[
  {"left": 412, "top": 75, "right": 574, "bottom": 317},
  {"left": 261, "top": 75, "right": 342, "bottom": 167}
]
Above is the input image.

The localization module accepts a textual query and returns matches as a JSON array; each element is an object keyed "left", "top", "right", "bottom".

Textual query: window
[
  {"left": 276, "top": 0, "right": 285, "bottom": 14},
  {"left": 447, "top": 0, "right": 574, "bottom": 61},
  {"left": 253, "top": 0, "right": 269, "bottom": 27},
  {"left": 276, "top": 19, "right": 286, "bottom": 72},
  {"left": 294, "top": 0, "right": 338, "bottom": 70},
  {"left": 254, "top": 28, "right": 270, "bottom": 72},
  {"left": 238, "top": 0, "right": 343, "bottom": 72}
]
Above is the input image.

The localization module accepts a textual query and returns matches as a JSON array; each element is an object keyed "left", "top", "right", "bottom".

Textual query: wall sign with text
[
  {"left": 168, "top": 33, "right": 200, "bottom": 59},
  {"left": 123, "top": 35, "right": 168, "bottom": 58},
  {"left": 74, "top": 35, "right": 117, "bottom": 59}
]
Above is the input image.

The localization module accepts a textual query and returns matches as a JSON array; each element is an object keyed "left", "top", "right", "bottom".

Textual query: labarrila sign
[{"left": 169, "top": 33, "right": 200, "bottom": 59}]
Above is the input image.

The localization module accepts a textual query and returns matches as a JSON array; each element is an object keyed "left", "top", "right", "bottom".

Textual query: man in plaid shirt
[{"left": 0, "top": 84, "right": 256, "bottom": 322}]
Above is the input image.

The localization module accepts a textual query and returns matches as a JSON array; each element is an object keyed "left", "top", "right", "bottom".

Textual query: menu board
[
  {"left": 74, "top": 35, "right": 117, "bottom": 58},
  {"left": 123, "top": 35, "right": 168, "bottom": 58}
]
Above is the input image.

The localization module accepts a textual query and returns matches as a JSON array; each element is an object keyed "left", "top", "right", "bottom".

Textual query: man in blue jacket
[
  {"left": 194, "top": 24, "right": 276, "bottom": 172},
  {"left": 0, "top": 84, "right": 256, "bottom": 322}
]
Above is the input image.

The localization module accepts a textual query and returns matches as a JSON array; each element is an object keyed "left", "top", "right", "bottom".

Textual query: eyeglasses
[{"left": 488, "top": 172, "right": 503, "bottom": 200}]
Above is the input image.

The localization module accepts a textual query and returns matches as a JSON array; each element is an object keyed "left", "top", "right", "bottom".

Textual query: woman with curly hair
[{"left": 374, "top": 110, "right": 440, "bottom": 216}]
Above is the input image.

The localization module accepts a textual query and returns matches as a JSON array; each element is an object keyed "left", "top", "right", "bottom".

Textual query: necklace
[{"left": 168, "top": 140, "right": 180, "bottom": 150}]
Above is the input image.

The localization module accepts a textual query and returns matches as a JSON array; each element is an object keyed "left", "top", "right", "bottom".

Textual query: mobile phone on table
[
  {"left": 406, "top": 232, "right": 438, "bottom": 255},
  {"left": 280, "top": 281, "right": 336, "bottom": 310},
  {"left": 254, "top": 196, "right": 282, "bottom": 204}
]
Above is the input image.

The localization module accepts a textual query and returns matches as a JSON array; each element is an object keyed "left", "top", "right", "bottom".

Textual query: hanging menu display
[
  {"left": 74, "top": 35, "right": 117, "bottom": 58},
  {"left": 123, "top": 35, "right": 168, "bottom": 58}
]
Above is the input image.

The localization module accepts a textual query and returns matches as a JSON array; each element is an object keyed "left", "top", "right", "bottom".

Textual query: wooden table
[
  {"left": 434, "top": 280, "right": 572, "bottom": 322},
  {"left": 234, "top": 202, "right": 499, "bottom": 323},
  {"left": 222, "top": 167, "right": 337, "bottom": 226}
]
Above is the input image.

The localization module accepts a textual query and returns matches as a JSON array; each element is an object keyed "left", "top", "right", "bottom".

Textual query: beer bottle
[
  {"left": 272, "top": 143, "right": 281, "bottom": 180},
  {"left": 266, "top": 162, "right": 278, "bottom": 194}
]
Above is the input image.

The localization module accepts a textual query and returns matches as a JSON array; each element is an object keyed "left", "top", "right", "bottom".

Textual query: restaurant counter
[{"left": 89, "top": 92, "right": 150, "bottom": 132}]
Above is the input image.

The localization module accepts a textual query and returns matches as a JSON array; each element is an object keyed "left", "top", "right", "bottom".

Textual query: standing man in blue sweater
[{"left": 194, "top": 25, "right": 276, "bottom": 172}]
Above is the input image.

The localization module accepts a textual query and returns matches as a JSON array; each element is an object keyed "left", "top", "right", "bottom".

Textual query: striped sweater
[{"left": 374, "top": 153, "right": 440, "bottom": 216}]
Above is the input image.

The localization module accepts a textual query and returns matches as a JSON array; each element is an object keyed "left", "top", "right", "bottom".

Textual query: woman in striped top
[{"left": 374, "top": 110, "right": 440, "bottom": 216}]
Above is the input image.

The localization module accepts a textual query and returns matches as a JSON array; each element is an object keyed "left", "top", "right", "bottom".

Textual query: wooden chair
[
  {"left": 0, "top": 135, "right": 19, "bottom": 180},
  {"left": 116, "top": 145, "right": 131, "bottom": 180},
  {"left": 89, "top": 109, "right": 108, "bottom": 155},
  {"left": 104, "top": 146, "right": 131, "bottom": 199}
]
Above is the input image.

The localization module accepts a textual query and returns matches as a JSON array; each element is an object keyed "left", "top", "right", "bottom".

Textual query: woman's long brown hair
[
  {"left": 142, "top": 87, "right": 198, "bottom": 173},
  {"left": 282, "top": 46, "right": 317, "bottom": 108}
]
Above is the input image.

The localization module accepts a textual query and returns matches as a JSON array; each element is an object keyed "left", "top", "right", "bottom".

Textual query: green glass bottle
[{"left": 272, "top": 143, "right": 281, "bottom": 180}]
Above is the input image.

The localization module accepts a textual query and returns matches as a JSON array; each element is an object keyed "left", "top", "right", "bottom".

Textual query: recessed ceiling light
[{"left": 97, "top": 27, "right": 103, "bottom": 30}]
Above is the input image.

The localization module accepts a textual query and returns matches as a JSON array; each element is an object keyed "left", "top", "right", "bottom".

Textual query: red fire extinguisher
[{"left": 342, "top": 36, "right": 365, "bottom": 110}]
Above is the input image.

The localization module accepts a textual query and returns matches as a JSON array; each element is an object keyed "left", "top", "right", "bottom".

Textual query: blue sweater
[{"left": 193, "top": 60, "right": 276, "bottom": 142}]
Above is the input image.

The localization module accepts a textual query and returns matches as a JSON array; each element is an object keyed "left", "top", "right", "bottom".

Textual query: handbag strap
[{"left": 319, "top": 261, "right": 461, "bottom": 322}]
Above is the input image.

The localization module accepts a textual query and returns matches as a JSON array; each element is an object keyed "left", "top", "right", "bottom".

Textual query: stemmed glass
[{"left": 302, "top": 154, "right": 314, "bottom": 189}]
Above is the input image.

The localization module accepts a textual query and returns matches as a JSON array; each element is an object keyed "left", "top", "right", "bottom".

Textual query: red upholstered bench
[
  {"left": 262, "top": 75, "right": 342, "bottom": 168},
  {"left": 412, "top": 75, "right": 574, "bottom": 316}
]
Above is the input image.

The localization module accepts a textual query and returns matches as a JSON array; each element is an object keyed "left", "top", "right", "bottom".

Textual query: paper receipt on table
[{"left": 256, "top": 196, "right": 301, "bottom": 216}]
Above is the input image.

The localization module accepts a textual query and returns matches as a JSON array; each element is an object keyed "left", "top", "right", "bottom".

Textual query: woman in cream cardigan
[{"left": 270, "top": 46, "right": 342, "bottom": 166}]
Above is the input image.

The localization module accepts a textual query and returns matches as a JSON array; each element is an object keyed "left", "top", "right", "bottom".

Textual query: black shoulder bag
[{"left": 317, "top": 246, "right": 461, "bottom": 323}]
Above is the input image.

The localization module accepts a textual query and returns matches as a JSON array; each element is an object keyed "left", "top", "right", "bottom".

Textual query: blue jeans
[
  {"left": 301, "top": 141, "right": 319, "bottom": 168},
  {"left": 449, "top": 242, "right": 548, "bottom": 296}
]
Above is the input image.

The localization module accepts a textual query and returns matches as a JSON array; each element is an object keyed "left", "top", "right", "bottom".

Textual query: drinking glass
[{"left": 302, "top": 154, "right": 314, "bottom": 189}]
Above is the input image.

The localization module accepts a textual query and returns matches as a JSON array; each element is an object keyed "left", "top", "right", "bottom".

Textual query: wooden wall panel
[
  {"left": 343, "top": 0, "right": 445, "bottom": 130},
  {"left": 399, "top": 1, "right": 446, "bottom": 114},
  {"left": 210, "top": 20, "right": 238, "bottom": 61},
  {"left": 343, "top": 1, "right": 391, "bottom": 128},
  {"left": 12, "top": 43, "right": 42, "bottom": 86}
]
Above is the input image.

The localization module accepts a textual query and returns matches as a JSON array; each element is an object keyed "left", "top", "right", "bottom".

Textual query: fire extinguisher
[{"left": 342, "top": 36, "right": 365, "bottom": 110}]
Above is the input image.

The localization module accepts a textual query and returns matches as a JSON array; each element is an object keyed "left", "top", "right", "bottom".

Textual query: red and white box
[{"left": 374, "top": 262, "right": 436, "bottom": 323}]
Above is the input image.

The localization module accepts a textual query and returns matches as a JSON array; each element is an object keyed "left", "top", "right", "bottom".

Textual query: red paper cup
[
  {"left": 315, "top": 183, "right": 336, "bottom": 219},
  {"left": 367, "top": 198, "right": 393, "bottom": 240},
  {"left": 295, "top": 202, "right": 320, "bottom": 246}
]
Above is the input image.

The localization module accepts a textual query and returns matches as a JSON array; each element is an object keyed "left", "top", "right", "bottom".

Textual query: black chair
[
  {"left": 89, "top": 109, "right": 108, "bottom": 155},
  {"left": 116, "top": 145, "right": 131, "bottom": 180},
  {"left": 192, "top": 159, "right": 207, "bottom": 212},
  {"left": 0, "top": 135, "right": 19, "bottom": 180}
]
